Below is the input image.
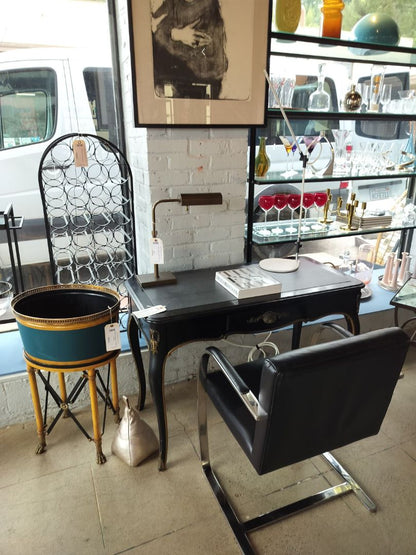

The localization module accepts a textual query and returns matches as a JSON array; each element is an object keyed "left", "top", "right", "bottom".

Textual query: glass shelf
[
  {"left": 271, "top": 32, "right": 416, "bottom": 66},
  {"left": 253, "top": 170, "right": 415, "bottom": 185},
  {"left": 266, "top": 109, "right": 416, "bottom": 121},
  {"left": 248, "top": 218, "right": 416, "bottom": 246}
]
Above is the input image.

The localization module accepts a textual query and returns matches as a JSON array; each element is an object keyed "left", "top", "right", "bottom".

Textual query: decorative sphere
[{"left": 351, "top": 13, "right": 400, "bottom": 48}]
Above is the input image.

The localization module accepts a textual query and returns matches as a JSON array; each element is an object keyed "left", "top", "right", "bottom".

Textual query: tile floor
[{"left": 1, "top": 347, "right": 416, "bottom": 555}]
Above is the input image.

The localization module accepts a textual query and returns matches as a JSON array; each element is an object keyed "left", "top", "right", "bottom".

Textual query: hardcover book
[{"left": 215, "top": 265, "right": 282, "bottom": 299}]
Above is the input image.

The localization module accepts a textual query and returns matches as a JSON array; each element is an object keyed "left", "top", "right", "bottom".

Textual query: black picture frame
[{"left": 128, "top": 0, "right": 271, "bottom": 127}]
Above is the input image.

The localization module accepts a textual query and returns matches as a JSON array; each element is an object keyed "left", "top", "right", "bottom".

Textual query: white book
[{"left": 215, "top": 265, "right": 282, "bottom": 299}]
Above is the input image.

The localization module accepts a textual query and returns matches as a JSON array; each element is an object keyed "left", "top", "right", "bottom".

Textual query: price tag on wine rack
[{"left": 73, "top": 139, "right": 88, "bottom": 167}]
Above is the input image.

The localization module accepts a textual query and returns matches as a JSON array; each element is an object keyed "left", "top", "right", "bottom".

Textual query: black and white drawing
[{"left": 129, "top": 0, "right": 270, "bottom": 126}]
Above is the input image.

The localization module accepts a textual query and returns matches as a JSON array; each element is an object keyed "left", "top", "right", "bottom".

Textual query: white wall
[{"left": 115, "top": 0, "right": 248, "bottom": 276}]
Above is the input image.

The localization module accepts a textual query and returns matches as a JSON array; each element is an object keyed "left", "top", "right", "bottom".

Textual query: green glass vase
[{"left": 255, "top": 137, "right": 270, "bottom": 177}]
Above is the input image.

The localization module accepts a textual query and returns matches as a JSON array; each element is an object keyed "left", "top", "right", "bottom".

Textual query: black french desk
[{"left": 126, "top": 258, "right": 363, "bottom": 470}]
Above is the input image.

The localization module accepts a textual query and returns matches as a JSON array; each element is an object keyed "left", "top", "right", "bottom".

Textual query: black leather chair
[{"left": 198, "top": 326, "right": 409, "bottom": 554}]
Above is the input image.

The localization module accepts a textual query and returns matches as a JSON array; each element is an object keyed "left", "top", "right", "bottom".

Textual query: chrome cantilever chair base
[{"left": 198, "top": 383, "right": 375, "bottom": 555}]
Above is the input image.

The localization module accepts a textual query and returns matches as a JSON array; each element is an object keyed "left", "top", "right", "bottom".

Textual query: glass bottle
[
  {"left": 275, "top": 0, "right": 301, "bottom": 33},
  {"left": 308, "top": 65, "right": 330, "bottom": 112},
  {"left": 320, "top": 0, "right": 344, "bottom": 39},
  {"left": 343, "top": 84, "right": 362, "bottom": 112},
  {"left": 254, "top": 137, "right": 270, "bottom": 177}
]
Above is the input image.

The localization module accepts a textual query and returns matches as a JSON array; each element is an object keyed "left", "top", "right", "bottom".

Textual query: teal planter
[{"left": 12, "top": 284, "right": 120, "bottom": 368}]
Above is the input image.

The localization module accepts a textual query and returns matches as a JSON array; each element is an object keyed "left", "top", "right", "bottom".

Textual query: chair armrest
[
  {"left": 202, "top": 347, "right": 265, "bottom": 421},
  {"left": 310, "top": 322, "right": 354, "bottom": 345}
]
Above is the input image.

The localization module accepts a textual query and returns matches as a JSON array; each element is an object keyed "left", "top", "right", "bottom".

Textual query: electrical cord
[{"left": 222, "top": 332, "right": 280, "bottom": 362}]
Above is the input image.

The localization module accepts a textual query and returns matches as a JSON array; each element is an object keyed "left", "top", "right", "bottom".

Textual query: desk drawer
[{"left": 226, "top": 304, "right": 299, "bottom": 333}]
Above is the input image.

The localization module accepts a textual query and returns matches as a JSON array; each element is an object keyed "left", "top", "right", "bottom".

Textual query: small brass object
[{"left": 320, "top": 189, "right": 333, "bottom": 224}]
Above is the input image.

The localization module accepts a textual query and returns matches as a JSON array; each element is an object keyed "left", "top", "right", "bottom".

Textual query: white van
[{"left": 0, "top": 47, "right": 117, "bottom": 265}]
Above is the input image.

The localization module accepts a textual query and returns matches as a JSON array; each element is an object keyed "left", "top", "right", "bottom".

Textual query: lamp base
[
  {"left": 138, "top": 272, "right": 177, "bottom": 288},
  {"left": 259, "top": 258, "right": 300, "bottom": 273}
]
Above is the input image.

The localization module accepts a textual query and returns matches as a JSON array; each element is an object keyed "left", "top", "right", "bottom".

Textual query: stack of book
[{"left": 215, "top": 265, "right": 282, "bottom": 299}]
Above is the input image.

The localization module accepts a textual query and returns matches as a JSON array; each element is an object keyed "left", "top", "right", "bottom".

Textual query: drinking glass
[
  {"left": 290, "top": 138, "right": 301, "bottom": 175},
  {"left": 258, "top": 195, "right": 274, "bottom": 223},
  {"left": 380, "top": 84, "right": 392, "bottom": 112},
  {"left": 356, "top": 83, "right": 370, "bottom": 111},
  {"left": 273, "top": 193, "right": 288, "bottom": 234},
  {"left": 279, "top": 136, "right": 296, "bottom": 178},
  {"left": 302, "top": 135, "right": 322, "bottom": 175},
  {"left": 286, "top": 193, "right": 301, "bottom": 233},
  {"left": 301, "top": 192, "right": 315, "bottom": 232},
  {"left": 311, "top": 191, "right": 328, "bottom": 230},
  {"left": 332, "top": 129, "right": 351, "bottom": 175},
  {"left": 353, "top": 243, "right": 375, "bottom": 298},
  {"left": 398, "top": 90, "right": 416, "bottom": 113}
]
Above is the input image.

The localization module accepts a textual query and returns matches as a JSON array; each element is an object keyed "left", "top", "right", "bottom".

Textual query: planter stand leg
[
  {"left": 27, "top": 364, "right": 47, "bottom": 454},
  {"left": 88, "top": 368, "right": 107, "bottom": 464}
]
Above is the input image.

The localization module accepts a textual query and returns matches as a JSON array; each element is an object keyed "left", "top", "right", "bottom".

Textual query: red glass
[
  {"left": 314, "top": 192, "right": 328, "bottom": 208},
  {"left": 302, "top": 193, "right": 315, "bottom": 209},
  {"left": 274, "top": 193, "right": 288, "bottom": 211},
  {"left": 258, "top": 195, "right": 274, "bottom": 222},
  {"left": 287, "top": 194, "right": 301, "bottom": 210}
]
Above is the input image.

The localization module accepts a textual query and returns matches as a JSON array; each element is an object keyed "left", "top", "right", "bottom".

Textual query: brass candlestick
[
  {"left": 320, "top": 189, "right": 333, "bottom": 224},
  {"left": 341, "top": 197, "right": 359, "bottom": 230},
  {"left": 358, "top": 201, "right": 367, "bottom": 228}
]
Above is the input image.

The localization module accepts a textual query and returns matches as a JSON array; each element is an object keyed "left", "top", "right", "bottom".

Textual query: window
[
  {"left": 83, "top": 67, "right": 117, "bottom": 142},
  {"left": 0, "top": 68, "right": 57, "bottom": 150}
]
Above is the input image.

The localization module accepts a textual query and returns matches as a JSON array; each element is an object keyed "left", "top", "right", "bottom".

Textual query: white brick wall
[{"left": 116, "top": 0, "right": 248, "bottom": 276}]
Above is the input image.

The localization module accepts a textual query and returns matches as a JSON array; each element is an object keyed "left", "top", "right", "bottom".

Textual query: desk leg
[
  {"left": 148, "top": 352, "right": 168, "bottom": 471},
  {"left": 292, "top": 322, "right": 302, "bottom": 349},
  {"left": 345, "top": 313, "right": 360, "bottom": 335},
  {"left": 127, "top": 315, "right": 147, "bottom": 410}
]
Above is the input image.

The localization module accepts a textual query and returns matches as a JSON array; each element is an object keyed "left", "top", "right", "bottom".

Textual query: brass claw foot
[
  {"left": 35, "top": 441, "right": 47, "bottom": 455},
  {"left": 96, "top": 451, "right": 107, "bottom": 464}
]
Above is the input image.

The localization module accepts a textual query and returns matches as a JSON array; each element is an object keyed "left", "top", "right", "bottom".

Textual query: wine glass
[
  {"left": 301, "top": 192, "right": 315, "bottom": 232},
  {"left": 272, "top": 193, "right": 288, "bottom": 234},
  {"left": 302, "top": 135, "right": 322, "bottom": 175},
  {"left": 352, "top": 244, "right": 375, "bottom": 299},
  {"left": 286, "top": 193, "right": 301, "bottom": 233},
  {"left": 380, "top": 83, "right": 392, "bottom": 112},
  {"left": 311, "top": 191, "right": 328, "bottom": 230},
  {"left": 258, "top": 195, "right": 274, "bottom": 223},
  {"left": 0, "top": 281, "right": 12, "bottom": 317},
  {"left": 290, "top": 140, "right": 299, "bottom": 175},
  {"left": 279, "top": 136, "right": 296, "bottom": 178}
]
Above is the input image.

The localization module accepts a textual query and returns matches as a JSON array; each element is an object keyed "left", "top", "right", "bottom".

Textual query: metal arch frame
[{"left": 37, "top": 133, "right": 137, "bottom": 302}]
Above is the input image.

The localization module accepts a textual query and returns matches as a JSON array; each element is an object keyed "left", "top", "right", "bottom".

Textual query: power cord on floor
[{"left": 222, "top": 332, "right": 280, "bottom": 361}]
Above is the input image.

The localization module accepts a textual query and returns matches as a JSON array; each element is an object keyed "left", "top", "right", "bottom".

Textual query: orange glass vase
[{"left": 320, "top": 0, "right": 344, "bottom": 38}]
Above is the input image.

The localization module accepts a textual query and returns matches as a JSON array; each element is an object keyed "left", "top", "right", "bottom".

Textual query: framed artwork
[{"left": 128, "top": 0, "right": 271, "bottom": 127}]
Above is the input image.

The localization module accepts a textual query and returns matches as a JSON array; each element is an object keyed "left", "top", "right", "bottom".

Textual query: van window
[
  {"left": 83, "top": 67, "right": 116, "bottom": 142},
  {"left": 0, "top": 68, "right": 57, "bottom": 150}
]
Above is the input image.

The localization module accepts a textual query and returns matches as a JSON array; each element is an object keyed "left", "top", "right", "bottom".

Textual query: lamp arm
[{"left": 151, "top": 198, "right": 180, "bottom": 238}]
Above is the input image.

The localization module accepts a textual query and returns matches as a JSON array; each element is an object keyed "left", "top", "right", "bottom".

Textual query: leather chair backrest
[{"left": 252, "top": 327, "right": 409, "bottom": 474}]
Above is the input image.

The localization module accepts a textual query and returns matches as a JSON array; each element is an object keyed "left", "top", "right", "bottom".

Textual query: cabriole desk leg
[
  {"left": 87, "top": 368, "right": 106, "bottom": 464},
  {"left": 27, "top": 364, "right": 47, "bottom": 454},
  {"left": 127, "top": 315, "right": 147, "bottom": 410}
]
